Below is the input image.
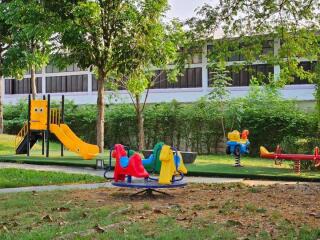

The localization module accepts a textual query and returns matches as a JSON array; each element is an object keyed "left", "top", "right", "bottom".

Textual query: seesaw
[
  {"left": 260, "top": 146, "right": 320, "bottom": 174},
  {"left": 104, "top": 144, "right": 187, "bottom": 197}
]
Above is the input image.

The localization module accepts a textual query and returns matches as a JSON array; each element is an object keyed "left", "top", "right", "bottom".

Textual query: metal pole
[
  {"left": 46, "top": 94, "right": 50, "bottom": 158},
  {"left": 42, "top": 131, "right": 45, "bottom": 155},
  {"left": 27, "top": 95, "right": 31, "bottom": 157},
  {"left": 60, "top": 95, "right": 64, "bottom": 157},
  {"left": 42, "top": 95, "right": 46, "bottom": 155}
]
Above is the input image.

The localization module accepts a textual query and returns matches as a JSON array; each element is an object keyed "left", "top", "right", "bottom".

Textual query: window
[
  {"left": 5, "top": 78, "right": 42, "bottom": 94},
  {"left": 178, "top": 47, "right": 202, "bottom": 64},
  {"left": 92, "top": 75, "right": 98, "bottom": 91},
  {"left": 209, "top": 64, "right": 274, "bottom": 87},
  {"left": 46, "top": 75, "right": 88, "bottom": 93},
  {"left": 92, "top": 68, "right": 203, "bottom": 90},
  {"left": 152, "top": 68, "right": 202, "bottom": 89},
  {"left": 291, "top": 61, "right": 316, "bottom": 85}
]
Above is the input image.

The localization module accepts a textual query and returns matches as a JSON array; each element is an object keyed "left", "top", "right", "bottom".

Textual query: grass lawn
[
  {"left": 0, "top": 183, "right": 319, "bottom": 240},
  {"left": 0, "top": 134, "right": 108, "bottom": 167},
  {"left": 0, "top": 168, "right": 104, "bottom": 188},
  {"left": 188, "top": 155, "right": 320, "bottom": 180},
  {"left": 1, "top": 134, "right": 320, "bottom": 180}
]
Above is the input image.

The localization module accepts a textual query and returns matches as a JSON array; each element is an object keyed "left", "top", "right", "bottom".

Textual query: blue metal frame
[{"left": 112, "top": 180, "right": 187, "bottom": 189}]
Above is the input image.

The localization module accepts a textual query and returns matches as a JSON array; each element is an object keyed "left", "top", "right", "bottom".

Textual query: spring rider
[
  {"left": 226, "top": 130, "right": 250, "bottom": 167},
  {"left": 104, "top": 144, "right": 187, "bottom": 197}
]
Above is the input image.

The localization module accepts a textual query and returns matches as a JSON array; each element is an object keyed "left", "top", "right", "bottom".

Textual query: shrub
[
  {"left": 239, "top": 86, "right": 317, "bottom": 155},
  {"left": 3, "top": 90, "right": 317, "bottom": 157}
]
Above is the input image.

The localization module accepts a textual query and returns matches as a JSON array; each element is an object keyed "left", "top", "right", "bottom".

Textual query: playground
[
  {"left": 1, "top": 133, "right": 320, "bottom": 182},
  {"left": 0, "top": 96, "right": 320, "bottom": 240}
]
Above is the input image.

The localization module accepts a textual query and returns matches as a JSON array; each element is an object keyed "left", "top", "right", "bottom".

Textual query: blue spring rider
[{"left": 226, "top": 130, "right": 250, "bottom": 167}]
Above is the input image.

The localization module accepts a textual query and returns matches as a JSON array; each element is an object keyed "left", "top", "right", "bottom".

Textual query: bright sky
[{"left": 167, "top": 0, "right": 218, "bottom": 21}]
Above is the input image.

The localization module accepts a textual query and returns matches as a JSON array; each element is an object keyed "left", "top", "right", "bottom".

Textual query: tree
[
  {"left": 4, "top": 0, "right": 56, "bottom": 99},
  {"left": 58, "top": 0, "right": 177, "bottom": 152},
  {"left": 0, "top": 0, "right": 13, "bottom": 134},
  {"left": 190, "top": 0, "right": 320, "bottom": 129},
  {"left": 115, "top": 19, "right": 186, "bottom": 151},
  {"left": 208, "top": 62, "right": 232, "bottom": 139}
]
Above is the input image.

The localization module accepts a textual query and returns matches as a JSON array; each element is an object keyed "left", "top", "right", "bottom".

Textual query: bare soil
[{"left": 69, "top": 182, "right": 320, "bottom": 238}]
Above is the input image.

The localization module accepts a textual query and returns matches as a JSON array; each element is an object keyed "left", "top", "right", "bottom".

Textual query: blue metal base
[
  {"left": 112, "top": 180, "right": 187, "bottom": 197},
  {"left": 111, "top": 180, "right": 187, "bottom": 189}
]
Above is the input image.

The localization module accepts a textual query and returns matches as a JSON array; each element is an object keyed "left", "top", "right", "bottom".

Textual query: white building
[{"left": 3, "top": 42, "right": 316, "bottom": 108}]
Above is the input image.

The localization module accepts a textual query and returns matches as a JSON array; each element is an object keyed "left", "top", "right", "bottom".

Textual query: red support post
[{"left": 294, "top": 160, "right": 301, "bottom": 174}]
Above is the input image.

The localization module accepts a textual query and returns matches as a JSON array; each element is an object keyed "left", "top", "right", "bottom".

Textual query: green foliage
[
  {"left": 208, "top": 62, "right": 233, "bottom": 138},
  {"left": 240, "top": 86, "right": 316, "bottom": 154},
  {"left": 3, "top": 100, "right": 28, "bottom": 134},
  {"left": 3, "top": 0, "right": 57, "bottom": 79},
  {"left": 3, "top": 92, "right": 316, "bottom": 156},
  {"left": 208, "top": 62, "right": 231, "bottom": 101},
  {"left": 120, "top": 18, "right": 186, "bottom": 97},
  {"left": 0, "top": 1, "right": 12, "bottom": 76},
  {"left": 191, "top": 0, "right": 320, "bottom": 83}
]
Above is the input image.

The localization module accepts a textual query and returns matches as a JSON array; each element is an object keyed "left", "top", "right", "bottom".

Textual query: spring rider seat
[{"left": 226, "top": 130, "right": 250, "bottom": 167}]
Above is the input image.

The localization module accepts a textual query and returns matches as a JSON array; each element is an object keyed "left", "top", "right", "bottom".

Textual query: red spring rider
[{"left": 113, "top": 144, "right": 149, "bottom": 182}]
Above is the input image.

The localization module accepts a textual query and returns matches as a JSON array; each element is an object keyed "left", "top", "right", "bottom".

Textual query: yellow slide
[
  {"left": 60, "top": 124, "right": 99, "bottom": 155},
  {"left": 50, "top": 124, "right": 99, "bottom": 160}
]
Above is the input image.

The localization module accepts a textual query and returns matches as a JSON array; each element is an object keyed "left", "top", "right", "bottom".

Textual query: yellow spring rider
[{"left": 158, "top": 145, "right": 188, "bottom": 184}]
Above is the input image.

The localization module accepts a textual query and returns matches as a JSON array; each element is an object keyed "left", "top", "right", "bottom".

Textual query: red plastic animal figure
[{"left": 112, "top": 144, "right": 149, "bottom": 182}]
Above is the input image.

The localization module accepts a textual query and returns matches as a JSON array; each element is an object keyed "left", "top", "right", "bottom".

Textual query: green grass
[
  {"left": 0, "top": 190, "right": 238, "bottom": 240},
  {"left": 1, "top": 134, "right": 320, "bottom": 180},
  {"left": 0, "top": 134, "right": 16, "bottom": 155},
  {"left": 187, "top": 154, "right": 320, "bottom": 180},
  {"left": 0, "top": 168, "right": 104, "bottom": 188}
]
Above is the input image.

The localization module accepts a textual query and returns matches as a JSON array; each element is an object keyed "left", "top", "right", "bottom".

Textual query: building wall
[{"left": 3, "top": 42, "right": 317, "bottom": 105}]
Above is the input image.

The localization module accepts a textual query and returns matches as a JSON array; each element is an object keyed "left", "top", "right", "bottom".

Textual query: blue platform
[{"left": 111, "top": 180, "right": 187, "bottom": 189}]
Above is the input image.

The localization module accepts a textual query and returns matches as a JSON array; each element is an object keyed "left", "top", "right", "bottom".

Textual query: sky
[{"left": 167, "top": 0, "right": 217, "bottom": 21}]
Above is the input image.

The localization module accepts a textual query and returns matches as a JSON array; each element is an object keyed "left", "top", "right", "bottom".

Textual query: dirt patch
[{"left": 67, "top": 182, "right": 320, "bottom": 237}]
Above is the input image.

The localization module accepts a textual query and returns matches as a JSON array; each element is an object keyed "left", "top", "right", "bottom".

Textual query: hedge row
[{"left": 4, "top": 91, "right": 318, "bottom": 156}]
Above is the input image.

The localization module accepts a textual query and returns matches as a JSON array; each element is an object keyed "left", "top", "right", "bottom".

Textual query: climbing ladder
[
  {"left": 15, "top": 108, "right": 61, "bottom": 154},
  {"left": 15, "top": 122, "right": 42, "bottom": 154}
]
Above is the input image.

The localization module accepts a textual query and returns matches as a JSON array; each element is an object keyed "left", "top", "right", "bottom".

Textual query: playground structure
[
  {"left": 105, "top": 143, "right": 187, "bottom": 196},
  {"left": 260, "top": 145, "right": 320, "bottom": 174},
  {"left": 15, "top": 95, "right": 99, "bottom": 160},
  {"left": 226, "top": 130, "right": 250, "bottom": 167}
]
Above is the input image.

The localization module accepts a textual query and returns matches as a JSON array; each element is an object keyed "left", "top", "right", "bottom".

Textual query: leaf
[
  {"left": 1, "top": 225, "right": 9, "bottom": 233},
  {"left": 58, "top": 221, "right": 68, "bottom": 226},
  {"left": 52, "top": 207, "right": 70, "bottom": 212},
  {"left": 94, "top": 224, "right": 105, "bottom": 233},
  {"left": 82, "top": 212, "right": 89, "bottom": 218},
  {"left": 32, "top": 191, "right": 38, "bottom": 196},
  {"left": 226, "top": 219, "right": 243, "bottom": 227},
  {"left": 176, "top": 216, "right": 188, "bottom": 221},
  {"left": 153, "top": 208, "right": 163, "bottom": 214},
  {"left": 41, "top": 214, "right": 53, "bottom": 222},
  {"left": 309, "top": 212, "right": 320, "bottom": 218}
]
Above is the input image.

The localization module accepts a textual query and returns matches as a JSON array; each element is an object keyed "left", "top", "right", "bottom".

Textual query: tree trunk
[
  {"left": 96, "top": 69, "right": 105, "bottom": 153},
  {"left": 135, "top": 95, "right": 145, "bottom": 151},
  {"left": 0, "top": 75, "right": 3, "bottom": 134},
  {"left": 30, "top": 65, "right": 37, "bottom": 100}
]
